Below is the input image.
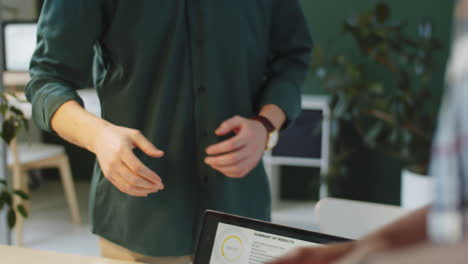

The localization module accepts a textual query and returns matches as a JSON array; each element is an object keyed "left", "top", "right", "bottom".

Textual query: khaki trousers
[{"left": 99, "top": 237, "right": 192, "bottom": 264}]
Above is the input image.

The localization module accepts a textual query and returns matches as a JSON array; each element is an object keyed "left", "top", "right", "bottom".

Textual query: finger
[
  {"left": 206, "top": 134, "right": 247, "bottom": 155},
  {"left": 215, "top": 115, "right": 244, "bottom": 136},
  {"left": 269, "top": 248, "right": 316, "bottom": 264},
  {"left": 106, "top": 162, "right": 160, "bottom": 195},
  {"left": 130, "top": 130, "right": 165, "bottom": 157},
  {"left": 211, "top": 166, "right": 245, "bottom": 179},
  {"left": 122, "top": 149, "right": 165, "bottom": 189},
  {"left": 209, "top": 161, "right": 250, "bottom": 179},
  {"left": 106, "top": 173, "right": 153, "bottom": 197},
  {"left": 205, "top": 147, "right": 249, "bottom": 167},
  {"left": 333, "top": 242, "right": 385, "bottom": 264},
  {"left": 115, "top": 161, "right": 161, "bottom": 190},
  {"left": 116, "top": 177, "right": 156, "bottom": 196}
]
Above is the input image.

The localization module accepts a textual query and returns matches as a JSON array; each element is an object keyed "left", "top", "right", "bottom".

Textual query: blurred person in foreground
[
  {"left": 271, "top": 1, "right": 468, "bottom": 264},
  {"left": 25, "top": 0, "right": 312, "bottom": 263}
]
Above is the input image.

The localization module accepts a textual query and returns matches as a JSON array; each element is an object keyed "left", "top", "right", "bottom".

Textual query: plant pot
[{"left": 401, "top": 169, "right": 433, "bottom": 209}]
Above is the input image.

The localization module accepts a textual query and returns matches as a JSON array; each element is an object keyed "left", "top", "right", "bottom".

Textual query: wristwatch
[{"left": 250, "top": 115, "right": 279, "bottom": 151}]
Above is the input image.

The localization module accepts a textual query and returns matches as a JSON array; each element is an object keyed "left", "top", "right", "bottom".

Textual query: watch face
[{"left": 268, "top": 131, "right": 279, "bottom": 149}]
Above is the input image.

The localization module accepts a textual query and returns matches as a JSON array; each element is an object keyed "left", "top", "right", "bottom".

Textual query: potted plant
[
  {"left": 313, "top": 2, "right": 442, "bottom": 208},
  {"left": 0, "top": 92, "right": 30, "bottom": 230},
  {"left": 1, "top": 1, "right": 31, "bottom": 242}
]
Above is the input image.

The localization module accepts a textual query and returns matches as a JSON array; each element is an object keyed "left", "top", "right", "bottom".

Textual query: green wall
[
  {"left": 281, "top": 0, "right": 455, "bottom": 205},
  {"left": 301, "top": 0, "right": 454, "bottom": 95}
]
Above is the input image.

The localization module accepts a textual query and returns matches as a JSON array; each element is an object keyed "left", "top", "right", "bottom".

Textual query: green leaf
[
  {"left": 402, "top": 130, "right": 413, "bottom": 144},
  {"left": 375, "top": 3, "right": 391, "bottom": 24},
  {"left": 389, "top": 130, "right": 400, "bottom": 144},
  {"left": 0, "top": 103, "right": 7, "bottom": 115},
  {"left": 1, "top": 191, "right": 12, "bottom": 206},
  {"left": 7, "top": 208, "right": 16, "bottom": 229},
  {"left": 358, "top": 13, "right": 372, "bottom": 27},
  {"left": 330, "top": 120, "right": 340, "bottom": 139},
  {"left": 313, "top": 46, "right": 324, "bottom": 63},
  {"left": 0, "top": 179, "right": 6, "bottom": 185},
  {"left": 369, "top": 82, "right": 384, "bottom": 94},
  {"left": 364, "top": 122, "right": 384, "bottom": 148},
  {"left": 316, "top": 67, "right": 327, "bottom": 79},
  {"left": 418, "top": 21, "right": 433, "bottom": 40},
  {"left": 13, "top": 190, "right": 29, "bottom": 200},
  {"left": 9, "top": 106, "right": 24, "bottom": 117},
  {"left": 333, "top": 99, "right": 349, "bottom": 119},
  {"left": 2, "top": 118, "right": 17, "bottom": 144},
  {"left": 17, "top": 204, "right": 28, "bottom": 218},
  {"left": 22, "top": 118, "right": 29, "bottom": 132}
]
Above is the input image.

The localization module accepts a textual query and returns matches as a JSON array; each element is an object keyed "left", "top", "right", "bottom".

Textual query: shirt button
[
  {"left": 196, "top": 39, "right": 204, "bottom": 48},
  {"left": 201, "top": 175, "right": 208, "bottom": 184},
  {"left": 198, "top": 85, "right": 206, "bottom": 94}
]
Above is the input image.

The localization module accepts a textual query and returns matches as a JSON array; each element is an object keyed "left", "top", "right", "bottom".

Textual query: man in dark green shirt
[{"left": 26, "top": 0, "right": 312, "bottom": 262}]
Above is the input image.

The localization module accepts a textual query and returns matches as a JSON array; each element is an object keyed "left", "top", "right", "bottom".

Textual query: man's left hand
[{"left": 205, "top": 115, "right": 267, "bottom": 178}]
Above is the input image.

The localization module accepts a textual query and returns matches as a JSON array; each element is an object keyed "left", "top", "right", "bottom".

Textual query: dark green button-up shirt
[{"left": 26, "top": 0, "right": 313, "bottom": 257}]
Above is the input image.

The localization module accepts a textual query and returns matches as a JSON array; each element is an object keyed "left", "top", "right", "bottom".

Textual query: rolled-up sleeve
[
  {"left": 258, "top": 0, "right": 313, "bottom": 128},
  {"left": 25, "top": 0, "right": 103, "bottom": 132}
]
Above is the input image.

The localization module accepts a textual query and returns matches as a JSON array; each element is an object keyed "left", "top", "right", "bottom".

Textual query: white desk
[{"left": 0, "top": 245, "right": 137, "bottom": 264}]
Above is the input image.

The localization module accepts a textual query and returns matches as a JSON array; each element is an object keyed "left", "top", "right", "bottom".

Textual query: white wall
[{"left": 1, "top": 0, "right": 38, "bottom": 21}]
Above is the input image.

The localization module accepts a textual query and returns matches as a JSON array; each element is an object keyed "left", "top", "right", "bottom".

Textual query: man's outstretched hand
[{"left": 92, "top": 124, "right": 165, "bottom": 197}]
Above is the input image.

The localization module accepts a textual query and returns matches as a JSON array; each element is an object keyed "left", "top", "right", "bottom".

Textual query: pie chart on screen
[
  {"left": 215, "top": 228, "right": 248, "bottom": 264},
  {"left": 221, "top": 235, "right": 243, "bottom": 261}
]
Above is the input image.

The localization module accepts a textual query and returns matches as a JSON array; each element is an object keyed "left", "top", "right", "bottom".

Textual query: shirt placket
[{"left": 186, "top": 0, "right": 210, "bottom": 184}]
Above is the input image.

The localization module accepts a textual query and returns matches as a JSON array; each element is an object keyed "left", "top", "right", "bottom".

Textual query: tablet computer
[{"left": 193, "top": 210, "right": 350, "bottom": 264}]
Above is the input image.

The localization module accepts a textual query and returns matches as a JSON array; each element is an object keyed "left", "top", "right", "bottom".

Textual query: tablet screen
[
  {"left": 209, "top": 222, "right": 320, "bottom": 264},
  {"left": 193, "top": 211, "right": 349, "bottom": 264}
]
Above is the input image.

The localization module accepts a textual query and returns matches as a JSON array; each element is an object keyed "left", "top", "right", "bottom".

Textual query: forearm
[
  {"left": 365, "top": 239, "right": 468, "bottom": 264},
  {"left": 271, "top": 220, "right": 430, "bottom": 264},
  {"left": 360, "top": 206, "right": 430, "bottom": 250},
  {"left": 50, "top": 100, "right": 110, "bottom": 153},
  {"left": 259, "top": 104, "right": 286, "bottom": 129}
]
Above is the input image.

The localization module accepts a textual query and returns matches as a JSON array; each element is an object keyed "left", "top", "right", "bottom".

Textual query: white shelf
[
  {"left": 264, "top": 157, "right": 323, "bottom": 167},
  {"left": 301, "top": 95, "right": 329, "bottom": 110}
]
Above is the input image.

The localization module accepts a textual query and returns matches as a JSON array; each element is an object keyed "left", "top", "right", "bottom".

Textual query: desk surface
[{"left": 0, "top": 245, "right": 137, "bottom": 264}]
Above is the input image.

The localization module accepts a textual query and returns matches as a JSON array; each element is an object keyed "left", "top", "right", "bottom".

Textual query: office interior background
[{"left": 0, "top": 0, "right": 456, "bottom": 258}]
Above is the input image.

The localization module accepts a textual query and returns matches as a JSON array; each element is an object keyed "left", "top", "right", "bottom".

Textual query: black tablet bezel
[{"left": 193, "top": 210, "right": 350, "bottom": 264}]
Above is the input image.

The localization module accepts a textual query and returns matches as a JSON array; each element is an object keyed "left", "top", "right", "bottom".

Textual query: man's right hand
[
  {"left": 269, "top": 242, "right": 356, "bottom": 264},
  {"left": 91, "top": 124, "right": 165, "bottom": 197},
  {"left": 50, "top": 101, "right": 164, "bottom": 197}
]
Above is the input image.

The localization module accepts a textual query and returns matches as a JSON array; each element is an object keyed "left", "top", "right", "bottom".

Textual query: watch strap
[{"left": 250, "top": 115, "right": 276, "bottom": 132}]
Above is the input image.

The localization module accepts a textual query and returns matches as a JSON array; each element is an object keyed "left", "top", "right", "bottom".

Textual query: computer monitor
[
  {"left": 264, "top": 95, "right": 331, "bottom": 201},
  {"left": 272, "top": 109, "right": 323, "bottom": 159},
  {"left": 269, "top": 95, "right": 330, "bottom": 168},
  {"left": 2, "top": 22, "right": 37, "bottom": 72}
]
